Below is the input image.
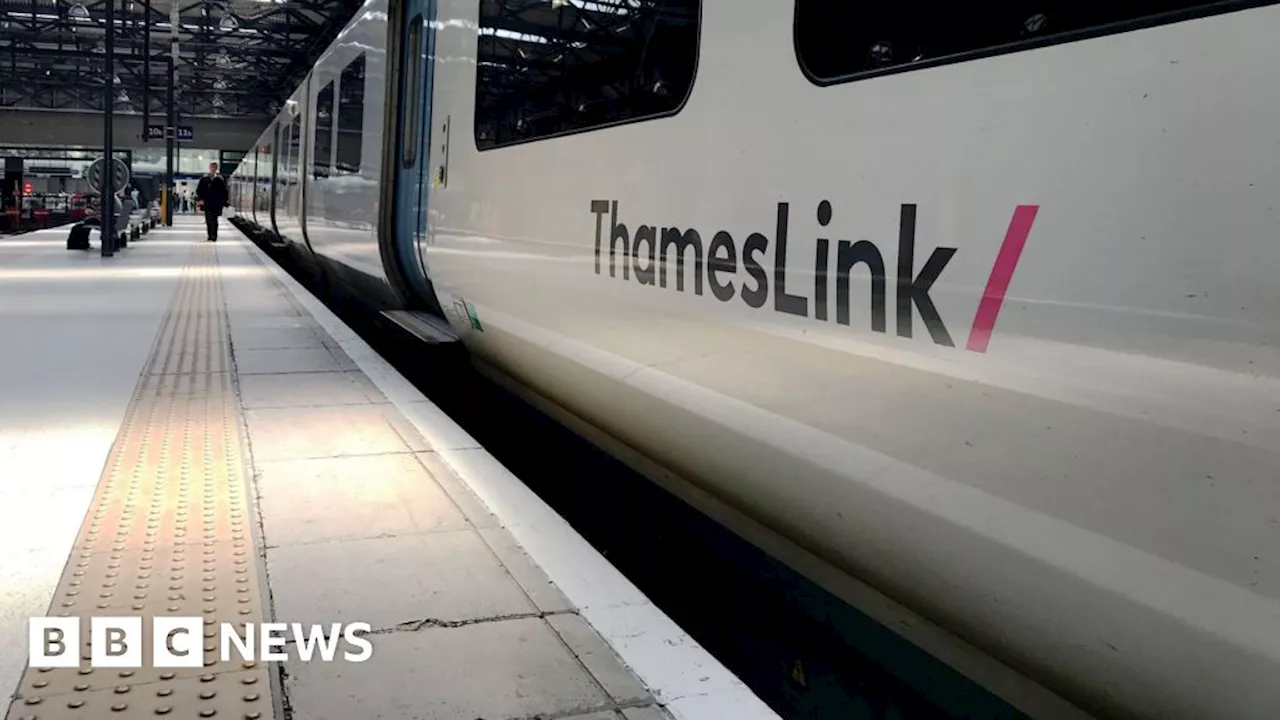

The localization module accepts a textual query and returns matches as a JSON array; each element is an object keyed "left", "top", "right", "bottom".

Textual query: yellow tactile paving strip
[{"left": 6, "top": 244, "right": 275, "bottom": 720}]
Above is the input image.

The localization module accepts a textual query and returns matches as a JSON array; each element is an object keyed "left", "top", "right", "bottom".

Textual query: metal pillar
[
  {"left": 142, "top": 0, "right": 150, "bottom": 138},
  {"left": 165, "top": 57, "right": 174, "bottom": 225},
  {"left": 166, "top": 1, "right": 178, "bottom": 225},
  {"left": 116, "top": 0, "right": 128, "bottom": 249},
  {"left": 102, "top": 0, "right": 116, "bottom": 257}
]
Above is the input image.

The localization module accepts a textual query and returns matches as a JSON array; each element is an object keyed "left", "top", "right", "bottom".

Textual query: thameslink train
[{"left": 229, "top": 2, "right": 1280, "bottom": 718}]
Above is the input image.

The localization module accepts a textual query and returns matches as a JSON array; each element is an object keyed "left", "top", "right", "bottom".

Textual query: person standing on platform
[{"left": 195, "top": 163, "right": 228, "bottom": 242}]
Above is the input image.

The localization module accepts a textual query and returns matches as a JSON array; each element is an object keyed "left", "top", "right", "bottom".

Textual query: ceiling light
[
  {"left": 68, "top": 3, "right": 90, "bottom": 19},
  {"left": 219, "top": 15, "right": 238, "bottom": 31}
]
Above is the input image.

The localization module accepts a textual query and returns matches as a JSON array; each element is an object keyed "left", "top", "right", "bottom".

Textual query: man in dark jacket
[{"left": 195, "top": 162, "right": 228, "bottom": 242}]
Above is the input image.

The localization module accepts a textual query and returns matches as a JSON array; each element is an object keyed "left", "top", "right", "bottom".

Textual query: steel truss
[{"left": 0, "top": 0, "right": 360, "bottom": 118}]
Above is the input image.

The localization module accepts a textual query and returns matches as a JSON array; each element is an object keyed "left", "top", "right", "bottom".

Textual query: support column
[
  {"left": 142, "top": 0, "right": 151, "bottom": 138},
  {"left": 166, "top": 0, "right": 178, "bottom": 225},
  {"left": 102, "top": 0, "right": 116, "bottom": 256}
]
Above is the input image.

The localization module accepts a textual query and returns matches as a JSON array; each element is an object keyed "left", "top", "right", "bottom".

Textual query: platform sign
[
  {"left": 26, "top": 165, "right": 72, "bottom": 176},
  {"left": 145, "top": 124, "right": 194, "bottom": 143}
]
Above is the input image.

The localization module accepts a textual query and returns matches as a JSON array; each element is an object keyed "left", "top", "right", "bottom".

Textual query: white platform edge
[{"left": 230, "top": 235, "right": 782, "bottom": 720}]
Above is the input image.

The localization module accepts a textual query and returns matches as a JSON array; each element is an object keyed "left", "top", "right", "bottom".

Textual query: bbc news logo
[{"left": 30, "top": 618, "right": 373, "bottom": 667}]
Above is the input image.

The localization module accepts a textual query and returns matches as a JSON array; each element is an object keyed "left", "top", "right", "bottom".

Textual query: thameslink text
[{"left": 590, "top": 200, "right": 958, "bottom": 346}]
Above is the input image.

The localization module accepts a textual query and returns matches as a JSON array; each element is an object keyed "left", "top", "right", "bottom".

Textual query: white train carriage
[{"left": 230, "top": 2, "right": 1280, "bottom": 718}]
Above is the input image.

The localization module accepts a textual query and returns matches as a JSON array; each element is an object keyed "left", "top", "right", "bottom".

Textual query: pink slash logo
[{"left": 966, "top": 205, "right": 1039, "bottom": 353}]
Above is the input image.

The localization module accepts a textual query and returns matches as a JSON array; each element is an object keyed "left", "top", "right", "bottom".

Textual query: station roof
[{"left": 0, "top": 0, "right": 362, "bottom": 119}]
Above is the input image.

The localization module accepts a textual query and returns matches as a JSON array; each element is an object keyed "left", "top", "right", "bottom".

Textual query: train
[{"left": 228, "top": 2, "right": 1280, "bottom": 718}]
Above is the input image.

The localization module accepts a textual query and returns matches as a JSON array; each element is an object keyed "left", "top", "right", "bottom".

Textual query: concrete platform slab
[
  {"left": 415, "top": 450, "right": 502, "bottom": 529},
  {"left": 548, "top": 613, "right": 654, "bottom": 705},
  {"left": 254, "top": 453, "right": 470, "bottom": 546},
  {"left": 285, "top": 619, "right": 610, "bottom": 720},
  {"left": 477, "top": 526, "right": 574, "bottom": 614},
  {"left": 243, "top": 403, "right": 431, "bottom": 461},
  {"left": 235, "top": 346, "right": 343, "bottom": 374},
  {"left": 266, "top": 529, "right": 537, "bottom": 628},
  {"left": 623, "top": 706, "right": 677, "bottom": 720},
  {"left": 237, "top": 370, "right": 386, "bottom": 409},
  {"left": 230, "top": 325, "right": 327, "bottom": 350},
  {"left": 229, "top": 314, "right": 317, "bottom": 332}
]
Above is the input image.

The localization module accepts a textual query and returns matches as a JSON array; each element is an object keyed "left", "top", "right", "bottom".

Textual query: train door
[
  {"left": 249, "top": 148, "right": 259, "bottom": 227},
  {"left": 299, "top": 76, "right": 316, "bottom": 255},
  {"left": 269, "top": 122, "right": 280, "bottom": 237},
  {"left": 391, "top": 0, "right": 438, "bottom": 303}
]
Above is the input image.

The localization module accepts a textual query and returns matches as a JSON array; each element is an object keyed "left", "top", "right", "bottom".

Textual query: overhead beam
[{"left": 0, "top": 0, "right": 358, "bottom": 117}]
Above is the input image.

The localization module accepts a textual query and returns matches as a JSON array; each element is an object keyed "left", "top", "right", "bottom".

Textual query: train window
[
  {"left": 288, "top": 114, "right": 301, "bottom": 184},
  {"left": 794, "top": 3, "right": 1264, "bottom": 84},
  {"left": 278, "top": 120, "right": 288, "bottom": 183},
  {"left": 250, "top": 149, "right": 259, "bottom": 209},
  {"left": 402, "top": 16, "right": 423, "bottom": 168},
  {"left": 313, "top": 80, "right": 334, "bottom": 179},
  {"left": 473, "top": 0, "right": 700, "bottom": 151},
  {"left": 275, "top": 121, "right": 288, "bottom": 199},
  {"left": 258, "top": 136, "right": 272, "bottom": 212},
  {"left": 336, "top": 54, "right": 366, "bottom": 174}
]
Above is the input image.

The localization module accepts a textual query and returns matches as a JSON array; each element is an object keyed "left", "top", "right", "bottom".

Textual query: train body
[{"left": 230, "top": 2, "right": 1280, "bottom": 717}]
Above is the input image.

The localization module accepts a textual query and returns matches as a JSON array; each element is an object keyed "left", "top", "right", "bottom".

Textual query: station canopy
[{"left": 0, "top": 0, "right": 362, "bottom": 118}]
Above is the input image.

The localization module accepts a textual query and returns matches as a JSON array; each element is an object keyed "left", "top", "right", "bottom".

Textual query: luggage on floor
[{"left": 67, "top": 223, "right": 92, "bottom": 250}]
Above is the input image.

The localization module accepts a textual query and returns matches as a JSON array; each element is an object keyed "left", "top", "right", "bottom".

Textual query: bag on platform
[{"left": 67, "top": 223, "right": 91, "bottom": 251}]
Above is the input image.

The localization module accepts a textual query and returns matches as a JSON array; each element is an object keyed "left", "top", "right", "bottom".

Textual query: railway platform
[{"left": 0, "top": 218, "right": 778, "bottom": 720}]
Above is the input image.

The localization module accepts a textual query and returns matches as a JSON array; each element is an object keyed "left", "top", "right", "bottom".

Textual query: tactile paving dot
[
  {"left": 7, "top": 668, "right": 272, "bottom": 719},
  {"left": 8, "top": 247, "right": 275, "bottom": 720}
]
